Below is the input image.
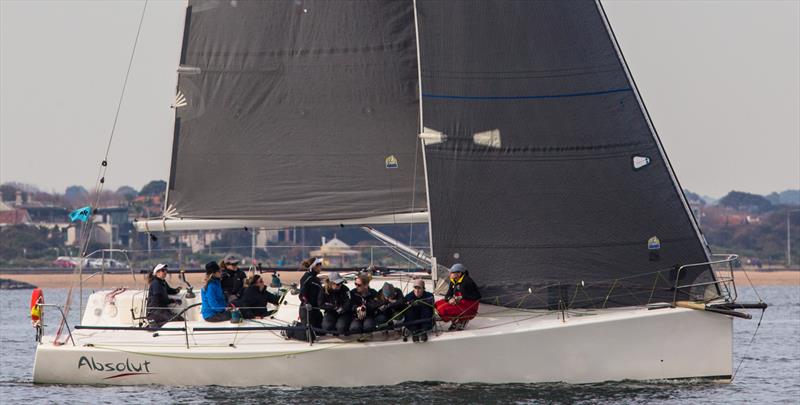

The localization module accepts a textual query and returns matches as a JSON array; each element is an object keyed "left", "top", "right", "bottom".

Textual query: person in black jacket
[
  {"left": 298, "top": 257, "right": 324, "bottom": 332},
  {"left": 318, "top": 272, "right": 350, "bottom": 335},
  {"left": 220, "top": 254, "right": 247, "bottom": 302},
  {"left": 404, "top": 278, "right": 435, "bottom": 342},
  {"left": 235, "top": 274, "right": 280, "bottom": 319},
  {"left": 376, "top": 282, "right": 406, "bottom": 330},
  {"left": 434, "top": 263, "right": 481, "bottom": 330},
  {"left": 349, "top": 273, "right": 381, "bottom": 334},
  {"left": 146, "top": 263, "right": 183, "bottom": 328}
]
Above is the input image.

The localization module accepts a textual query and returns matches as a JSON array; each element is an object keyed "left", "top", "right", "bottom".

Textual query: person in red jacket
[{"left": 435, "top": 263, "right": 481, "bottom": 330}]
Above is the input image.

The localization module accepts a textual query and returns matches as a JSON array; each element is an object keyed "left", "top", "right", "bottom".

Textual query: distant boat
[{"left": 33, "top": 0, "right": 765, "bottom": 386}]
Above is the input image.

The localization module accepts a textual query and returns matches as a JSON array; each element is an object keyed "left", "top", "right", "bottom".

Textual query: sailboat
[{"left": 32, "top": 0, "right": 765, "bottom": 386}]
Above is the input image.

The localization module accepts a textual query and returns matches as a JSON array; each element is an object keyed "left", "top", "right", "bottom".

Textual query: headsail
[
  {"left": 417, "top": 0, "right": 715, "bottom": 308},
  {"left": 166, "top": 0, "right": 426, "bottom": 224}
]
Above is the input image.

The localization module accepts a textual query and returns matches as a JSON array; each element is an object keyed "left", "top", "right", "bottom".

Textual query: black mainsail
[
  {"left": 166, "top": 0, "right": 426, "bottom": 223},
  {"left": 417, "top": 0, "right": 716, "bottom": 308}
]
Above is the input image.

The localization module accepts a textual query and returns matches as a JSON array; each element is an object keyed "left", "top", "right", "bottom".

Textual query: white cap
[
  {"left": 310, "top": 257, "right": 323, "bottom": 269},
  {"left": 153, "top": 263, "right": 168, "bottom": 275}
]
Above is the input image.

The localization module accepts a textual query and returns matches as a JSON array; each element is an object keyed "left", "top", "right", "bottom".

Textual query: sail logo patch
[
  {"left": 648, "top": 236, "right": 661, "bottom": 250},
  {"left": 385, "top": 155, "right": 399, "bottom": 169},
  {"left": 633, "top": 155, "right": 651, "bottom": 170}
]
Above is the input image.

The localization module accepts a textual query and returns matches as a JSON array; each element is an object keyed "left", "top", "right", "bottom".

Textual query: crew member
[
  {"left": 146, "top": 263, "right": 182, "bottom": 328},
  {"left": 236, "top": 274, "right": 280, "bottom": 319},
  {"left": 298, "top": 257, "right": 324, "bottom": 333},
  {"left": 349, "top": 273, "right": 380, "bottom": 334},
  {"left": 202, "top": 261, "right": 231, "bottom": 322},
  {"left": 220, "top": 254, "right": 247, "bottom": 302},
  {"left": 434, "top": 263, "right": 481, "bottom": 330},
  {"left": 318, "top": 272, "right": 350, "bottom": 335},
  {"left": 376, "top": 282, "right": 406, "bottom": 330},
  {"left": 404, "top": 278, "right": 435, "bottom": 342}
]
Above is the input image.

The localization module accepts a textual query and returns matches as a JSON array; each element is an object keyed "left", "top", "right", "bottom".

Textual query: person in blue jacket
[
  {"left": 201, "top": 261, "right": 231, "bottom": 322},
  {"left": 403, "top": 278, "right": 435, "bottom": 342}
]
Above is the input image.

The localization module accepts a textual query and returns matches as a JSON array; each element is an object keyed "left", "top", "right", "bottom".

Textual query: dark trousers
[
  {"left": 147, "top": 309, "right": 184, "bottom": 328},
  {"left": 375, "top": 311, "right": 402, "bottom": 330},
  {"left": 404, "top": 304, "right": 433, "bottom": 333},
  {"left": 288, "top": 307, "right": 323, "bottom": 340},
  {"left": 349, "top": 316, "right": 377, "bottom": 334},
  {"left": 322, "top": 311, "right": 351, "bottom": 335},
  {"left": 204, "top": 311, "right": 232, "bottom": 322}
]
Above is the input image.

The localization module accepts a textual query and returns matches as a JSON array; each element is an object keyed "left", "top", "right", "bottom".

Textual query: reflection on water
[{"left": 1, "top": 285, "right": 797, "bottom": 404}]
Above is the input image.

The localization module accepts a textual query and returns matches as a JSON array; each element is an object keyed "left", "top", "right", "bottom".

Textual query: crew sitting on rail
[
  {"left": 220, "top": 254, "right": 247, "bottom": 303},
  {"left": 202, "top": 261, "right": 232, "bottom": 322},
  {"left": 298, "top": 257, "right": 324, "bottom": 334},
  {"left": 376, "top": 282, "right": 406, "bottom": 330},
  {"left": 349, "top": 273, "right": 381, "bottom": 334},
  {"left": 146, "top": 263, "right": 183, "bottom": 327},
  {"left": 435, "top": 263, "right": 481, "bottom": 331},
  {"left": 318, "top": 272, "right": 351, "bottom": 336},
  {"left": 235, "top": 274, "right": 280, "bottom": 319},
  {"left": 404, "top": 278, "right": 435, "bottom": 342}
]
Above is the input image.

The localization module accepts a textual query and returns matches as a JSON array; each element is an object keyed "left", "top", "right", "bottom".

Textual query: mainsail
[
  {"left": 417, "top": 0, "right": 716, "bottom": 308},
  {"left": 166, "top": 0, "right": 426, "bottom": 223}
]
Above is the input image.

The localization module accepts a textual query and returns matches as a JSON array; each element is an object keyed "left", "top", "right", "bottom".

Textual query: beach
[{"left": 1, "top": 269, "right": 796, "bottom": 289}]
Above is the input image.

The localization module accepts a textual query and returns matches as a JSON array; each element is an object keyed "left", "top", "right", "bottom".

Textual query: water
[{"left": 1, "top": 286, "right": 798, "bottom": 404}]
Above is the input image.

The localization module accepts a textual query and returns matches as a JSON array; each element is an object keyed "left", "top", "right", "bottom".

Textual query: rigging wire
[{"left": 56, "top": 0, "right": 149, "bottom": 345}]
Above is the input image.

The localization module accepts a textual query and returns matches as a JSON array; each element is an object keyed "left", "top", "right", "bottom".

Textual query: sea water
[{"left": 1, "top": 285, "right": 797, "bottom": 404}]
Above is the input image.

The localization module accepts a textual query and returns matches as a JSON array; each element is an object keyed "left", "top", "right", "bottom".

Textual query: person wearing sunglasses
[
  {"left": 403, "top": 278, "right": 435, "bottom": 342},
  {"left": 348, "top": 273, "right": 380, "bottom": 334}
]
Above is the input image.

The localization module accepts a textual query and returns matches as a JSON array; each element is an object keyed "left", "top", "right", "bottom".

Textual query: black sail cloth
[
  {"left": 416, "top": 0, "right": 715, "bottom": 308},
  {"left": 168, "top": 0, "right": 426, "bottom": 222}
]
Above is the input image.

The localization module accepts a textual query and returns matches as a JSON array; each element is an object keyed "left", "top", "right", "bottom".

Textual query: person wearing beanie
[
  {"left": 375, "top": 282, "right": 406, "bottom": 330},
  {"left": 317, "top": 272, "right": 351, "bottom": 336},
  {"left": 201, "top": 261, "right": 231, "bottom": 322},
  {"left": 403, "top": 278, "right": 435, "bottom": 342},
  {"left": 434, "top": 263, "right": 481, "bottom": 331},
  {"left": 146, "top": 263, "right": 183, "bottom": 328}
]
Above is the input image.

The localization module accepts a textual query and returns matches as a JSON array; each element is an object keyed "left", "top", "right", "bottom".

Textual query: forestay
[{"left": 417, "top": 0, "right": 716, "bottom": 308}]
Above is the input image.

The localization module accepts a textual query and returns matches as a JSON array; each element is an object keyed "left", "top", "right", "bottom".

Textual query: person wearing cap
[
  {"left": 235, "top": 274, "right": 281, "bottom": 319},
  {"left": 220, "top": 254, "right": 247, "bottom": 303},
  {"left": 297, "top": 257, "right": 324, "bottom": 332},
  {"left": 348, "top": 273, "right": 381, "bottom": 334},
  {"left": 318, "top": 272, "right": 351, "bottom": 335},
  {"left": 434, "top": 263, "right": 481, "bottom": 331},
  {"left": 403, "top": 279, "right": 435, "bottom": 342},
  {"left": 375, "top": 282, "right": 406, "bottom": 330},
  {"left": 201, "top": 261, "right": 232, "bottom": 322},
  {"left": 146, "top": 263, "right": 183, "bottom": 327}
]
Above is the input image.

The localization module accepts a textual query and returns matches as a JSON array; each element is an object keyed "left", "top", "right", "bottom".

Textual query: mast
[{"left": 412, "top": 0, "right": 438, "bottom": 282}]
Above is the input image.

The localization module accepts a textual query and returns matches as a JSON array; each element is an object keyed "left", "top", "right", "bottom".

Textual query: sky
[{"left": 1, "top": 0, "right": 798, "bottom": 198}]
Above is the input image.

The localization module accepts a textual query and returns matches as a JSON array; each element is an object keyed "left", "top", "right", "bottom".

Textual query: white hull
[{"left": 33, "top": 285, "right": 732, "bottom": 386}]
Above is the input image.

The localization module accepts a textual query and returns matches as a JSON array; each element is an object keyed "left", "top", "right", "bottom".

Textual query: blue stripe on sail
[{"left": 421, "top": 87, "right": 632, "bottom": 100}]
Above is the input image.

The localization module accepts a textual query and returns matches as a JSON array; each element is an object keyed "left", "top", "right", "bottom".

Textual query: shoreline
[{"left": 1, "top": 269, "right": 797, "bottom": 289}]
